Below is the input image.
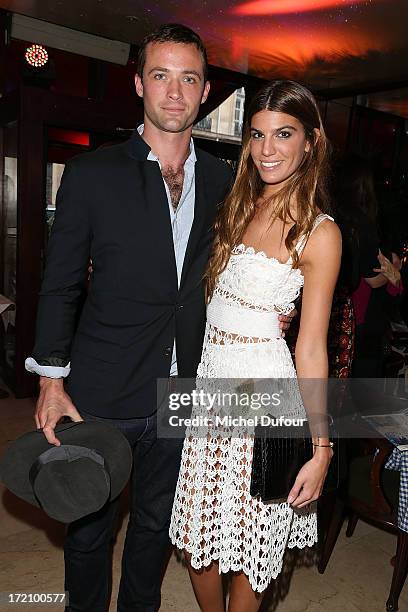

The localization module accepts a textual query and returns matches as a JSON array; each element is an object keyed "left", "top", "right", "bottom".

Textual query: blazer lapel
[
  {"left": 126, "top": 131, "right": 178, "bottom": 287},
  {"left": 127, "top": 129, "right": 211, "bottom": 291},
  {"left": 142, "top": 160, "right": 178, "bottom": 287}
]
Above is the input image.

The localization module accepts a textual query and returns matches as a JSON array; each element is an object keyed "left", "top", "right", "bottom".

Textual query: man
[{"left": 26, "top": 24, "right": 291, "bottom": 612}]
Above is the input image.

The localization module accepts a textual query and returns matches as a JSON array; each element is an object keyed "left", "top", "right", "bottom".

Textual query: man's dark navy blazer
[{"left": 32, "top": 130, "right": 232, "bottom": 418}]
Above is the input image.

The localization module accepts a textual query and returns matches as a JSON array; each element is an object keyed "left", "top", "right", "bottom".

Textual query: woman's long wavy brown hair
[{"left": 205, "top": 80, "right": 331, "bottom": 299}]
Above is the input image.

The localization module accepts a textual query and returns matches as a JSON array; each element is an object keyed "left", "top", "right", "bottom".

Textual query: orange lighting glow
[
  {"left": 233, "top": 0, "right": 370, "bottom": 16},
  {"left": 211, "top": 22, "right": 388, "bottom": 80}
]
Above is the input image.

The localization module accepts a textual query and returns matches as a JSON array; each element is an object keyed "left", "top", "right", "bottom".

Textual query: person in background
[{"left": 334, "top": 154, "right": 403, "bottom": 377}]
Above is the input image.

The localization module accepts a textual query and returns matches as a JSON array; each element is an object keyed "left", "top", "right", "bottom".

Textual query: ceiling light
[
  {"left": 12, "top": 14, "right": 130, "bottom": 65},
  {"left": 25, "top": 44, "right": 49, "bottom": 68}
]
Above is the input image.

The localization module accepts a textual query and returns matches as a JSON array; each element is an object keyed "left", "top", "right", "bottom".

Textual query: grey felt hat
[{"left": 0, "top": 421, "right": 132, "bottom": 523}]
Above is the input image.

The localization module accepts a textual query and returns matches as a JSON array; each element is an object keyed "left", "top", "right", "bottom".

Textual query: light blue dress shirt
[{"left": 25, "top": 125, "right": 196, "bottom": 378}]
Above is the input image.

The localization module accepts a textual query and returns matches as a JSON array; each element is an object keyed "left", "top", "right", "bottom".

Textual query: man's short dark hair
[{"left": 137, "top": 23, "right": 209, "bottom": 82}]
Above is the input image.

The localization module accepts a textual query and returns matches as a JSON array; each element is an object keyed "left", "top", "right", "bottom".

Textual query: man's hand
[
  {"left": 278, "top": 307, "right": 297, "bottom": 335},
  {"left": 35, "top": 377, "right": 83, "bottom": 446}
]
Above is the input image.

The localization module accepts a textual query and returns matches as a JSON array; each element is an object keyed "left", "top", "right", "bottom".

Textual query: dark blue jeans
[{"left": 64, "top": 410, "right": 183, "bottom": 612}]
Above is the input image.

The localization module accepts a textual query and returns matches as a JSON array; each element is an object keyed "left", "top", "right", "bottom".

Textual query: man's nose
[{"left": 167, "top": 79, "right": 183, "bottom": 100}]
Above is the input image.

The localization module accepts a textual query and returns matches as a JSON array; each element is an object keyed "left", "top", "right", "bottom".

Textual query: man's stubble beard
[{"left": 148, "top": 112, "right": 197, "bottom": 135}]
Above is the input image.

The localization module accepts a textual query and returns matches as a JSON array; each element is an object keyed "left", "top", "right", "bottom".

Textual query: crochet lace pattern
[{"left": 169, "top": 214, "right": 333, "bottom": 591}]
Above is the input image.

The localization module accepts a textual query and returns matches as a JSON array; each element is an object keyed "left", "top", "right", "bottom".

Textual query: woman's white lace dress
[{"left": 169, "top": 214, "right": 333, "bottom": 592}]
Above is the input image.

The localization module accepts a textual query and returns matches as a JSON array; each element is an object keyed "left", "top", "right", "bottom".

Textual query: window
[
  {"left": 234, "top": 88, "right": 245, "bottom": 137},
  {"left": 193, "top": 88, "right": 246, "bottom": 143}
]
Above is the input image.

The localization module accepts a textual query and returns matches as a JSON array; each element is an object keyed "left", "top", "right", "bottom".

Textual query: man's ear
[
  {"left": 201, "top": 81, "right": 210, "bottom": 105},
  {"left": 135, "top": 74, "right": 143, "bottom": 98}
]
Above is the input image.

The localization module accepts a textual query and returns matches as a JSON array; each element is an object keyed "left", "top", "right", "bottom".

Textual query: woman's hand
[
  {"left": 373, "top": 250, "right": 401, "bottom": 287},
  {"left": 287, "top": 446, "right": 333, "bottom": 508},
  {"left": 392, "top": 252, "right": 402, "bottom": 271}
]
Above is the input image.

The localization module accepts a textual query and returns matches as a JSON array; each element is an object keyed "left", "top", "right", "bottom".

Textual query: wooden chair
[{"left": 318, "top": 436, "right": 407, "bottom": 611}]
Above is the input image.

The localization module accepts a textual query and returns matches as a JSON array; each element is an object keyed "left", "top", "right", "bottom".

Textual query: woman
[
  {"left": 169, "top": 80, "right": 341, "bottom": 611},
  {"left": 334, "top": 154, "right": 403, "bottom": 377}
]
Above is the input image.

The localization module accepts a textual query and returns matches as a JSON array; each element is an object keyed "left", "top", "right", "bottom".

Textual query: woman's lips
[{"left": 260, "top": 160, "right": 283, "bottom": 169}]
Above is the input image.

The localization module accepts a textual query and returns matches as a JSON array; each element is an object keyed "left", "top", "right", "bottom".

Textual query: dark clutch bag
[{"left": 250, "top": 423, "right": 339, "bottom": 503}]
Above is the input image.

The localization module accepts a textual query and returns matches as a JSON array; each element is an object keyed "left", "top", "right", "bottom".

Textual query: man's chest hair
[{"left": 161, "top": 165, "right": 184, "bottom": 210}]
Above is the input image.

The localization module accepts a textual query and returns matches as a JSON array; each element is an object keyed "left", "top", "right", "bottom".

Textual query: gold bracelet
[{"left": 312, "top": 441, "right": 334, "bottom": 448}]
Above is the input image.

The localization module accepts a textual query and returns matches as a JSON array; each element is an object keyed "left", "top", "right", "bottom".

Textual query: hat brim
[{"left": 0, "top": 421, "right": 132, "bottom": 509}]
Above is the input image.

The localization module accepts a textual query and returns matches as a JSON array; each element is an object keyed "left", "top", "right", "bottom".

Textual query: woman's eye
[
  {"left": 278, "top": 130, "right": 291, "bottom": 139},
  {"left": 251, "top": 132, "right": 263, "bottom": 139}
]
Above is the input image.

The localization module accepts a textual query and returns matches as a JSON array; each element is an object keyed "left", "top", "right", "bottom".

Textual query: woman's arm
[
  {"left": 365, "top": 273, "right": 388, "bottom": 289},
  {"left": 295, "top": 220, "right": 341, "bottom": 377},
  {"left": 287, "top": 219, "right": 342, "bottom": 508}
]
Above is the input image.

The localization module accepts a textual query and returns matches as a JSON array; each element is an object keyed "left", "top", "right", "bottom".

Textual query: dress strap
[{"left": 294, "top": 213, "right": 334, "bottom": 256}]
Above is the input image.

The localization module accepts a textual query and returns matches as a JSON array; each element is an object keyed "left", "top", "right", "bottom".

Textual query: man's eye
[
  {"left": 278, "top": 130, "right": 291, "bottom": 138},
  {"left": 154, "top": 73, "right": 166, "bottom": 80},
  {"left": 184, "top": 76, "right": 197, "bottom": 84}
]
